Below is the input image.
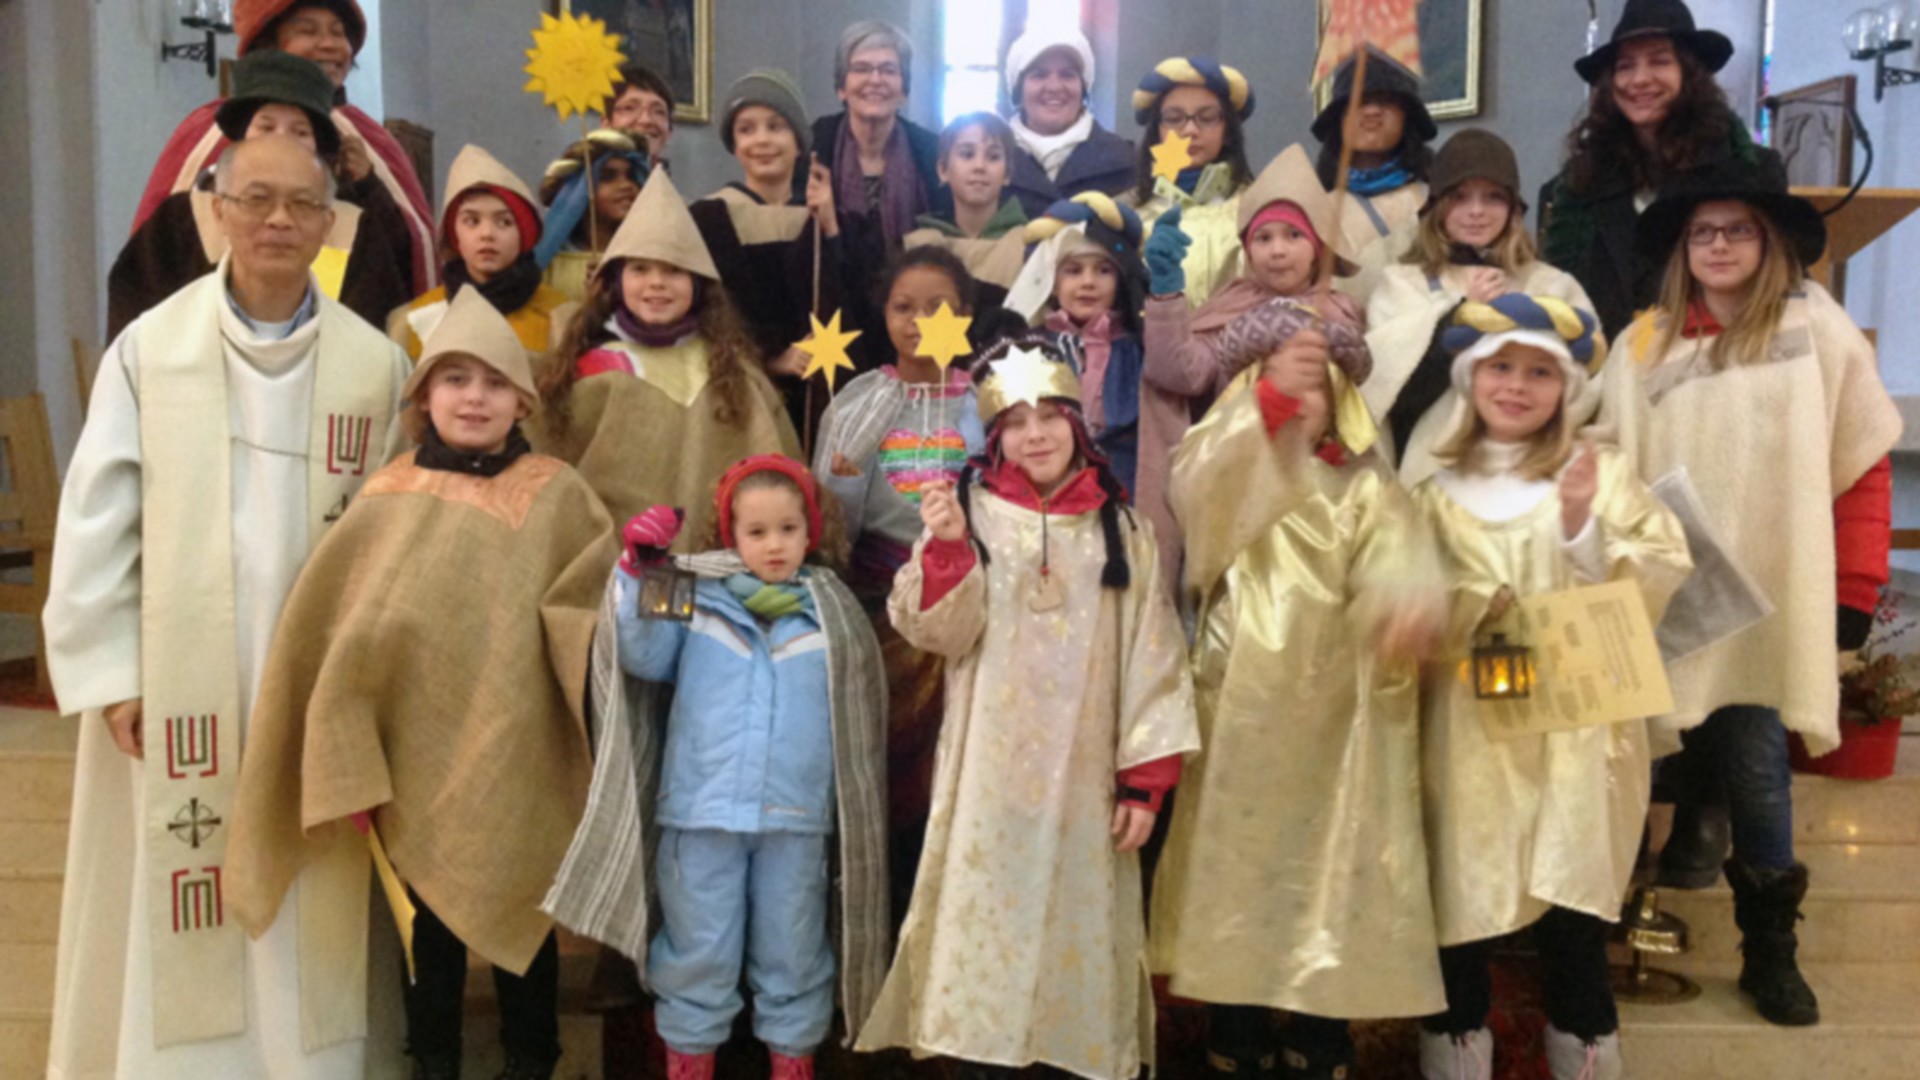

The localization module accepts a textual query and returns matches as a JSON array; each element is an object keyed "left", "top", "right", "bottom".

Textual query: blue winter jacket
[{"left": 615, "top": 571, "right": 835, "bottom": 835}]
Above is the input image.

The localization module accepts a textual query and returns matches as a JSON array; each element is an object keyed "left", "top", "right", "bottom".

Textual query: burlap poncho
[{"left": 227, "top": 452, "right": 618, "bottom": 974}]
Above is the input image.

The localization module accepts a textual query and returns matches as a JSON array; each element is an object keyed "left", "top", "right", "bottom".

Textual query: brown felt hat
[
  {"left": 213, "top": 50, "right": 342, "bottom": 159},
  {"left": 401, "top": 287, "right": 540, "bottom": 443},
  {"left": 1424, "top": 128, "right": 1525, "bottom": 213}
]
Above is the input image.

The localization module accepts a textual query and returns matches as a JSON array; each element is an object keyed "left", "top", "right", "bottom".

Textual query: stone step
[
  {"left": 0, "top": 872, "right": 61, "bottom": 947},
  {"left": 1619, "top": 959, "right": 1920, "bottom": 1080},
  {"left": 1786, "top": 734, "right": 1920, "bottom": 845},
  {"left": 0, "top": 1008, "right": 52, "bottom": 1080}
]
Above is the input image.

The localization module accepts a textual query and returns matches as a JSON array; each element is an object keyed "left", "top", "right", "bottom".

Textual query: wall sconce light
[
  {"left": 1472, "top": 633, "right": 1535, "bottom": 700},
  {"left": 1846, "top": 3, "right": 1920, "bottom": 100},
  {"left": 162, "top": 1, "right": 235, "bottom": 79}
]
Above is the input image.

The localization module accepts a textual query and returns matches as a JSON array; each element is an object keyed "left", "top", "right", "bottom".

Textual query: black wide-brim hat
[
  {"left": 1311, "top": 45, "right": 1437, "bottom": 145},
  {"left": 214, "top": 50, "right": 342, "bottom": 160},
  {"left": 1636, "top": 176, "right": 1827, "bottom": 269},
  {"left": 1575, "top": 0, "right": 1734, "bottom": 84}
]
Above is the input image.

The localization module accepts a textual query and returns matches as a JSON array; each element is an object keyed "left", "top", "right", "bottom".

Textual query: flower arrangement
[{"left": 1840, "top": 593, "right": 1920, "bottom": 723}]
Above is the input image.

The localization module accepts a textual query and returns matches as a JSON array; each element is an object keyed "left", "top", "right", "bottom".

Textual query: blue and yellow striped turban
[
  {"left": 1442, "top": 293, "right": 1602, "bottom": 400},
  {"left": 1023, "top": 192, "right": 1144, "bottom": 252},
  {"left": 1132, "top": 56, "right": 1255, "bottom": 127}
]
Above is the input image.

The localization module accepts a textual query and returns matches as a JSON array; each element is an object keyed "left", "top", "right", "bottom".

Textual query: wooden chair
[
  {"left": 71, "top": 336, "right": 99, "bottom": 419},
  {"left": 0, "top": 394, "right": 62, "bottom": 696}
]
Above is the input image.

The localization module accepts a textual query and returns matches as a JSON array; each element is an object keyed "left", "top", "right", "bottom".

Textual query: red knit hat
[
  {"left": 715, "top": 456, "right": 823, "bottom": 552},
  {"left": 237, "top": 0, "right": 368, "bottom": 56},
  {"left": 441, "top": 185, "right": 543, "bottom": 257}
]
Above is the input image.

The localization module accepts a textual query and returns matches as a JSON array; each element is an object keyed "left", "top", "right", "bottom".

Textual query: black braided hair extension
[
  {"left": 954, "top": 460, "right": 990, "bottom": 567},
  {"left": 1092, "top": 465, "right": 1133, "bottom": 591}
]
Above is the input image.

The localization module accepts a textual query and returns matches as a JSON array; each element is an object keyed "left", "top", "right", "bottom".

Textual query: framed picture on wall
[
  {"left": 1314, "top": 0, "right": 1483, "bottom": 121},
  {"left": 558, "top": 0, "right": 713, "bottom": 124}
]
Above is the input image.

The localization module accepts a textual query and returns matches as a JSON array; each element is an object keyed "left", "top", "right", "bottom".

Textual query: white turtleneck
[{"left": 1432, "top": 440, "right": 1609, "bottom": 583}]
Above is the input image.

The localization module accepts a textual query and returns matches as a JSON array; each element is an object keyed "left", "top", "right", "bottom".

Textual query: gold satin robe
[
  {"left": 1413, "top": 447, "right": 1691, "bottom": 945},
  {"left": 1130, "top": 163, "right": 1247, "bottom": 307},
  {"left": 1149, "top": 376, "right": 1447, "bottom": 1019},
  {"left": 856, "top": 490, "right": 1200, "bottom": 1080}
]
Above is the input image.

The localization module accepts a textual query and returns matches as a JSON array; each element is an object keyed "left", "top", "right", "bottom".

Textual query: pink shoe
[
  {"left": 665, "top": 1049, "right": 715, "bottom": 1080},
  {"left": 769, "top": 1051, "right": 815, "bottom": 1080}
]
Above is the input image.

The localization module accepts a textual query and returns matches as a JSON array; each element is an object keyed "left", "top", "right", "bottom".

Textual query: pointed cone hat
[
  {"left": 442, "top": 143, "right": 541, "bottom": 221},
  {"left": 602, "top": 168, "right": 720, "bottom": 280},
  {"left": 402, "top": 286, "right": 540, "bottom": 441},
  {"left": 1237, "top": 143, "right": 1358, "bottom": 277}
]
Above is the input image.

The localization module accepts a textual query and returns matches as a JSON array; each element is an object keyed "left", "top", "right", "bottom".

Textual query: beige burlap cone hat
[
  {"left": 442, "top": 143, "right": 542, "bottom": 221},
  {"left": 1236, "top": 143, "right": 1358, "bottom": 277},
  {"left": 402, "top": 286, "right": 540, "bottom": 441},
  {"left": 601, "top": 168, "right": 721, "bottom": 280}
]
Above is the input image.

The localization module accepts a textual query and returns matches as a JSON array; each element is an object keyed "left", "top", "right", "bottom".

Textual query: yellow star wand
[
  {"left": 1150, "top": 131, "right": 1194, "bottom": 184},
  {"left": 914, "top": 302, "right": 974, "bottom": 493},
  {"left": 796, "top": 310, "right": 862, "bottom": 457}
]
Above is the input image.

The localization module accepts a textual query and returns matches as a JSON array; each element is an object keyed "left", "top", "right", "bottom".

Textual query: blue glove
[{"left": 1144, "top": 205, "right": 1191, "bottom": 297}]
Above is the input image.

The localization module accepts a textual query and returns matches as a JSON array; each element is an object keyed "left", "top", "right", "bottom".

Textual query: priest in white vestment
[{"left": 42, "top": 135, "right": 409, "bottom": 1080}]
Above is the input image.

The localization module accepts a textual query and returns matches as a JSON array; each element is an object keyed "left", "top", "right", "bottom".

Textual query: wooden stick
[
  {"left": 1313, "top": 44, "right": 1371, "bottom": 322},
  {"left": 803, "top": 215, "right": 822, "bottom": 459},
  {"left": 582, "top": 120, "right": 600, "bottom": 257}
]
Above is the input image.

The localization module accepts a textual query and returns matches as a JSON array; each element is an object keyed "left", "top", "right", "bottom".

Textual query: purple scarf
[{"left": 834, "top": 115, "right": 927, "bottom": 248}]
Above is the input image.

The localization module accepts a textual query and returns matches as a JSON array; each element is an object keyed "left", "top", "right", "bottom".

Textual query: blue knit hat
[{"left": 1132, "top": 56, "right": 1255, "bottom": 126}]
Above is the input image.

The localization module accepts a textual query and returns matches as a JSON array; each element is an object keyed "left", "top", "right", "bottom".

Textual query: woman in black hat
[
  {"left": 1601, "top": 175, "right": 1899, "bottom": 1033},
  {"left": 1540, "top": 0, "right": 1783, "bottom": 340},
  {"left": 1311, "top": 45, "right": 1439, "bottom": 305},
  {"left": 105, "top": 49, "right": 413, "bottom": 340}
]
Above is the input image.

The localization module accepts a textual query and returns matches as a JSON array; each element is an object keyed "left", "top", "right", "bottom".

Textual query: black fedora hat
[
  {"left": 214, "top": 50, "right": 342, "bottom": 160},
  {"left": 1311, "top": 45, "right": 1437, "bottom": 145},
  {"left": 1575, "top": 0, "right": 1735, "bottom": 84},
  {"left": 1636, "top": 169, "right": 1827, "bottom": 269}
]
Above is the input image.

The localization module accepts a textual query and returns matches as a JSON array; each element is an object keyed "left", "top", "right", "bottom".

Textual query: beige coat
[
  {"left": 227, "top": 454, "right": 617, "bottom": 973},
  {"left": 1600, "top": 284, "right": 1901, "bottom": 752}
]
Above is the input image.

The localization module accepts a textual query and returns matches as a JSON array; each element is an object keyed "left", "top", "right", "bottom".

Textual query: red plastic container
[{"left": 1789, "top": 714, "right": 1905, "bottom": 779}]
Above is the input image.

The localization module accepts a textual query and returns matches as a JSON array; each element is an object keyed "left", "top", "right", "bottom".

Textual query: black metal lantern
[
  {"left": 1472, "top": 633, "right": 1535, "bottom": 700},
  {"left": 636, "top": 553, "right": 697, "bottom": 622}
]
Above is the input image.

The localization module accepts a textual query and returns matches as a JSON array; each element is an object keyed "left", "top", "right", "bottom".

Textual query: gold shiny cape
[
  {"left": 530, "top": 338, "right": 801, "bottom": 541},
  {"left": 1131, "top": 164, "right": 1246, "bottom": 307},
  {"left": 856, "top": 493, "right": 1199, "bottom": 1080},
  {"left": 389, "top": 283, "right": 572, "bottom": 361},
  {"left": 1413, "top": 447, "right": 1691, "bottom": 945},
  {"left": 1599, "top": 283, "right": 1902, "bottom": 753},
  {"left": 1151, "top": 373, "right": 1446, "bottom": 1018},
  {"left": 226, "top": 453, "right": 618, "bottom": 974}
]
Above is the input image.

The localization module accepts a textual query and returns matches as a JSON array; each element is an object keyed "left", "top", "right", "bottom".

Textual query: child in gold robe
[{"left": 1413, "top": 295, "right": 1690, "bottom": 1080}]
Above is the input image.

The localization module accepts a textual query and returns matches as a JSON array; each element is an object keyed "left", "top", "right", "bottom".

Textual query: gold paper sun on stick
[{"left": 523, "top": 11, "right": 628, "bottom": 122}]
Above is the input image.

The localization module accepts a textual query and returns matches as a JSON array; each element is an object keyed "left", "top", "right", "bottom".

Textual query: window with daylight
[{"left": 941, "top": 0, "right": 1085, "bottom": 124}]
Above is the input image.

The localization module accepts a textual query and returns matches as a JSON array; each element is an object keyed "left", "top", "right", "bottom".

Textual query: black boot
[
  {"left": 1725, "top": 857, "right": 1821, "bottom": 1026},
  {"left": 1206, "top": 1046, "right": 1278, "bottom": 1076},
  {"left": 1655, "top": 799, "right": 1731, "bottom": 889},
  {"left": 410, "top": 1053, "right": 461, "bottom": 1080},
  {"left": 1208, "top": 1004, "right": 1278, "bottom": 1077},
  {"left": 1278, "top": 1015, "right": 1351, "bottom": 1080}
]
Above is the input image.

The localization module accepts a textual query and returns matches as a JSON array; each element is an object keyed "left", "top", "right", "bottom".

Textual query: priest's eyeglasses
[
  {"left": 1685, "top": 222, "right": 1762, "bottom": 247},
  {"left": 218, "top": 191, "right": 331, "bottom": 224}
]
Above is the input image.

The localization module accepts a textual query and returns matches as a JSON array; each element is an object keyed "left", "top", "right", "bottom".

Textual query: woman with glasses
[
  {"left": 1001, "top": 23, "right": 1137, "bottom": 218},
  {"left": 1126, "top": 57, "right": 1259, "bottom": 309},
  {"left": 1540, "top": 0, "right": 1783, "bottom": 341},
  {"left": 810, "top": 20, "right": 940, "bottom": 253},
  {"left": 107, "top": 49, "right": 413, "bottom": 339},
  {"left": 1311, "top": 45, "right": 1438, "bottom": 307}
]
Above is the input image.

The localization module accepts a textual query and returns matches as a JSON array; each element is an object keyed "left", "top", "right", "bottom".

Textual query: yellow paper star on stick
[
  {"left": 797, "top": 310, "right": 861, "bottom": 392},
  {"left": 1150, "top": 131, "right": 1194, "bottom": 184},
  {"left": 914, "top": 302, "right": 974, "bottom": 371},
  {"left": 523, "top": 11, "right": 628, "bottom": 121}
]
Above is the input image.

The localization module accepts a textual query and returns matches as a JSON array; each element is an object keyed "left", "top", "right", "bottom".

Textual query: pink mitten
[{"left": 620, "top": 506, "right": 685, "bottom": 575}]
